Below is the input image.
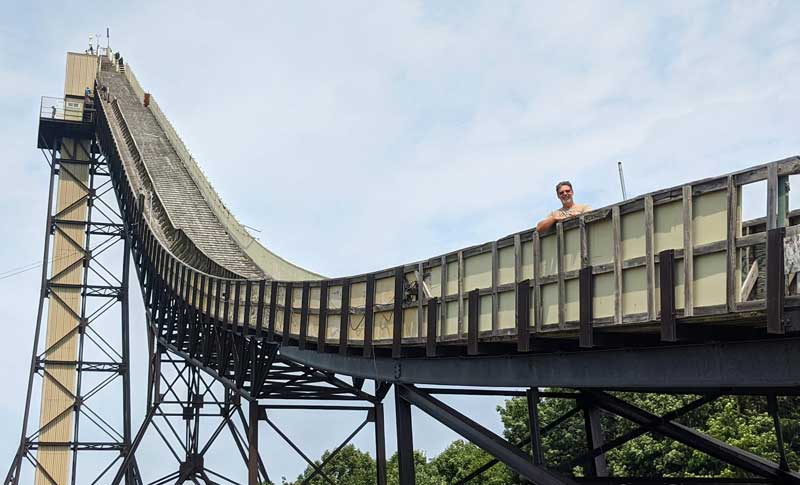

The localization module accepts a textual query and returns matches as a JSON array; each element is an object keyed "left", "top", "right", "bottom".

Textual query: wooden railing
[{"left": 97, "top": 78, "right": 800, "bottom": 356}]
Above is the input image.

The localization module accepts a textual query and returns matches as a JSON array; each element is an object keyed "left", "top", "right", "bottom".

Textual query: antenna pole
[{"left": 618, "top": 161, "right": 628, "bottom": 200}]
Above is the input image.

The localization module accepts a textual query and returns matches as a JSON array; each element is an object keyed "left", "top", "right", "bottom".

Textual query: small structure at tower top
[{"left": 37, "top": 52, "right": 98, "bottom": 149}]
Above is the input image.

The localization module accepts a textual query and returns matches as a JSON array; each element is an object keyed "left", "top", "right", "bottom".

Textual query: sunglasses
[{"left": 558, "top": 190, "right": 572, "bottom": 196}]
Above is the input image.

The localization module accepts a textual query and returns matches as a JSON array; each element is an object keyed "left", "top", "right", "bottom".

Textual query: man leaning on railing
[{"left": 536, "top": 181, "right": 591, "bottom": 232}]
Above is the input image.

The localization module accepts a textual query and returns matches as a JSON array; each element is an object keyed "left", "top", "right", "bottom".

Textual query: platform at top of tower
[{"left": 37, "top": 52, "right": 99, "bottom": 149}]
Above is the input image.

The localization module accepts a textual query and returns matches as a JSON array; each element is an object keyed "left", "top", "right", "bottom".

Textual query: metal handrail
[{"left": 40, "top": 96, "right": 95, "bottom": 123}]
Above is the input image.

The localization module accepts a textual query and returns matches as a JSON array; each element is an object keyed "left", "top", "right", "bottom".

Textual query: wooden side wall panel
[{"left": 36, "top": 142, "right": 90, "bottom": 485}]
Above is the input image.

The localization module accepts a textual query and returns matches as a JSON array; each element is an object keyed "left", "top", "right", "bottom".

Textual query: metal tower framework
[
  {"left": 93, "top": 96, "right": 392, "bottom": 483},
  {"left": 5, "top": 135, "right": 137, "bottom": 485},
  {"left": 392, "top": 385, "right": 799, "bottom": 485}
]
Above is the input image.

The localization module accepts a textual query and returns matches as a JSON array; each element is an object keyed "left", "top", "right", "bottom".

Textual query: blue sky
[{"left": 1, "top": 1, "right": 799, "bottom": 482}]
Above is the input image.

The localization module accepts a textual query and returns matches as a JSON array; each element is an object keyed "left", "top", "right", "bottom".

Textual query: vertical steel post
[
  {"left": 767, "top": 395, "right": 789, "bottom": 471},
  {"left": 7, "top": 149, "right": 58, "bottom": 485},
  {"left": 248, "top": 401, "right": 260, "bottom": 485},
  {"left": 395, "top": 386, "right": 416, "bottom": 485},
  {"left": 778, "top": 176, "right": 789, "bottom": 228},
  {"left": 374, "top": 402, "right": 387, "bottom": 485},
  {"left": 526, "top": 388, "right": 545, "bottom": 466},
  {"left": 71, "top": 151, "right": 96, "bottom": 485},
  {"left": 120, "top": 170, "right": 134, "bottom": 485},
  {"left": 581, "top": 395, "right": 608, "bottom": 478}
]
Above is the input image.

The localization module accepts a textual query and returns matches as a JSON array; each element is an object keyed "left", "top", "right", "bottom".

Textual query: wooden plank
[
  {"left": 766, "top": 227, "right": 785, "bottom": 334},
  {"left": 644, "top": 195, "right": 656, "bottom": 321},
  {"left": 243, "top": 280, "right": 253, "bottom": 332},
  {"left": 417, "top": 262, "right": 425, "bottom": 338},
  {"left": 514, "top": 233, "right": 523, "bottom": 347},
  {"left": 232, "top": 281, "right": 242, "bottom": 331},
  {"left": 222, "top": 279, "right": 231, "bottom": 331},
  {"left": 516, "top": 279, "right": 531, "bottom": 352},
  {"left": 767, "top": 163, "right": 778, "bottom": 230},
  {"left": 194, "top": 274, "right": 205, "bottom": 356},
  {"left": 467, "top": 289, "right": 480, "bottom": 355},
  {"left": 393, "top": 266, "right": 404, "bottom": 358},
  {"left": 682, "top": 185, "right": 694, "bottom": 317},
  {"left": 339, "top": 279, "right": 351, "bottom": 354},
  {"left": 532, "top": 232, "right": 542, "bottom": 332},
  {"left": 426, "top": 297, "right": 438, "bottom": 357},
  {"left": 457, "top": 251, "right": 465, "bottom": 337},
  {"left": 739, "top": 260, "right": 759, "bottom": 302},
  {"left": 299, "top": 282, "right": 310, "bottom": 349},
  {"left": 579, "top": 266, "right": 593, "bottom": 348},
  {"left": 726, "top": 176, "right": 739, "bottom": 311},
  {"left": 212, "top": 278, "right": 222, "bottom": 330},
  {"left": 439, "top": 255, "right": 447, "bottom": 338},
  {"left": 659, "top": 249, "right": 677, "bottom": 342},
  {"left": 491, "top": 241, "right": 499, "bottom": 332},
  {"left": 282, "top": 282, "right": 293, "bottom": 342},
  {"left": 255, "top": 280, "right": 266, "bottom": 334},
  {"left": 317, "top": 280, "right": 329, "bottom": 353},
  {"left": 778, "top": 175, "right": 790, "bottom": 228},
  {"left": 187, "top": 270, "right": 199, "bottom": 351},
  {"left": 267, "top": 281, "right": 278, "bottom": 341},
  {"left": 579, "top": 216, "right": 589, "bottom": 268},
  {"left": 169, "top": 265, "right": 183, "bottom": 339},
  {"left": 557, "top": 223, "right": 566, "bottom": 329},
  {"left": 363, "top": 275, "right": 375, "bottom": 358},
  {"left": 612, "top": 206, "right": 623, "bottom": 324},
  {"left": 204, "top": 277, "right": 215, "bottom": 367}
]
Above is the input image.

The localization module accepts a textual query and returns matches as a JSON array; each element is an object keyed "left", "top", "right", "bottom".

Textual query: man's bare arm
[{"left": 536, "top": 212, "right": 564, "bottom": 232}]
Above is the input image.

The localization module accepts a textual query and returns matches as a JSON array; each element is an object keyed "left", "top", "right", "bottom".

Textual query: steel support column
[
  {"left": 395, "top": 385, "right": 416, "bottom": 485},
  {"left": 527, "top": 388, "right": 545, "bottom": 466},
  {"left": 6, "top": 143, "right": 135, "bottom": 485},
  {"left": 397, "top": 384, "right": 576, "bottom": 485},
  {"left": 375, "top": 402, "right": 388, "bottom": 485},
  {"left": 248, "top": 401, "right": 259, "bottom": 485},
  {"left": 581, "top": 393, "right": 608, "bottom": 477},
  {"left": 587, "top": 391, "right": 800, "bottom": 481}
]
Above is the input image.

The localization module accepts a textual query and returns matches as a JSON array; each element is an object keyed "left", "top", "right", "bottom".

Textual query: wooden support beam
[
  {"left": 516, "top": 279, "right": 531, "bottom": 352},
  {"left": 612, "top": 206, "right": 623, "bottom": 324},
  {"left": 317, "top": 280, "right": 329, "bottom": 353},
  {"left": 682, "top": 185, "right": 694, "bottom": 317},
  {"left": 426, "top": 297, "right": 438, "bottom": 357},
  {"left": 439, "top": 256, "right": 447, "bottom": 339},
  {"left": 659, "top": 249, "right": 677, "bottom": 342},
  {"left": 457, "top": 251, "right": 465, "bottom": 337},
  {"left": 532, "top": 232, "right": 542, "bottom": 332},
  {"left": 557, "top": 223, "right": 566, "bottom": 329},
  {"left": 491, "top": 241, "right": 499, "bottom": 332},
  {"left": 255, "top": 280, "right": 266, "bottom": 335},
  {"left": 417, "top": 262, "right": 425, "bottom": 339},
  {"left": 299, "top": 282, "right": 310, "bottom": 349},
  {"left": 267, "top": 281, "right": 278, "bottom": 341},
  {"left": 739, "top": 260, "right": 759, "bottom": 303},
  {"left": 579, "top": 266, "right": 593, "bottom": 348},
  {"left": 363, "top": 275, "right": 375, "bottom": 358},
  {"left": 644, "top": 195, "right": 656, "bottom": 321},
  {"left": 726, "top": 176, "right": 740, "bottom": 312},
  {"left": 282, "top": 282, "right": 292, "bottom": 342},
  {"left": 467, "top": 289, "right": 480, "bottom": 355},
  {"left": 767, "top": 227, "right": 786, "bottom": 334},
  {"left": 768, "top": 163, "right": 779, "bottom": 231},
  {"left": 339, "top": 279, "right": 350, "bottom": 355},
  {"left": 393, "top": 267, "right": 404, "bottom": 358}
]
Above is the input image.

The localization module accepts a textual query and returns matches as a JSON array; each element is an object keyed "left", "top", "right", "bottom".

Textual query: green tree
[
  {"left": 430, "top": 439, "right": 515, "bottom": 484},
  {"left": 287, "top": 444, "right": 376, "bottom": 485},
  {"left": 387, "top": 450, "right": 444, "bottom": 485},
  {"left": 497, "top": 392, "right": 800, "bottom": 479}
]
